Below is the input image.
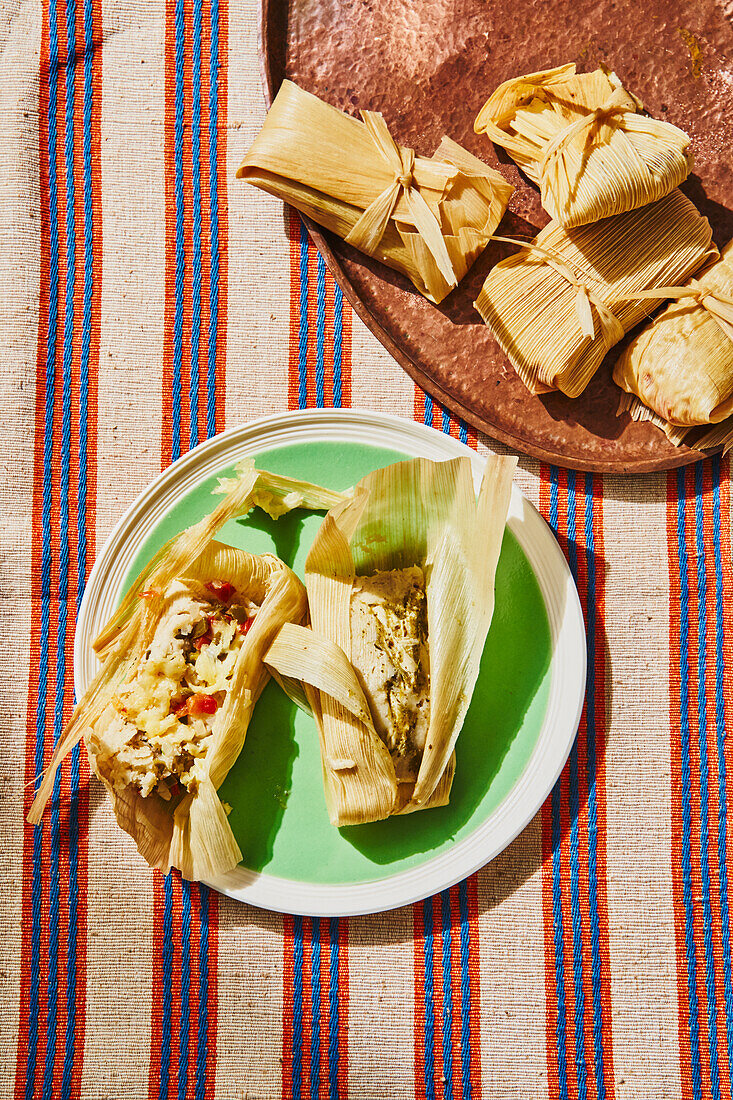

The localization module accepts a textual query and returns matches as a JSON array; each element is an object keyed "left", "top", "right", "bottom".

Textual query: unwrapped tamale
[
  {"left": 238, "top": 80, "right": 514, "bottom": 303},
  {"left": 265, "top": 455, "right": 516, "bottom": 825},
  {"left": 28, "top": 463, "right": 347, "bottom": 882},
  {"left": 474, "top": 64, "right": 692, "bottom": 228},
  {"left": 474, "top": 189, "right": 715, "bottom": 398},
  {"left": 614, "top": 241, "right": 733, "bottom": 451}
]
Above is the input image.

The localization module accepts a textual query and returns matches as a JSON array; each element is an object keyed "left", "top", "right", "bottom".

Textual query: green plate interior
[{"left": 125, "top": 440, "right": 552, "bottom": 885}]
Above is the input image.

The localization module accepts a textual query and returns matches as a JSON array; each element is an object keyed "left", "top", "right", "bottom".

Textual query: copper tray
[{"left": 258, "top": 0, "right": 733, "bottom": 472}]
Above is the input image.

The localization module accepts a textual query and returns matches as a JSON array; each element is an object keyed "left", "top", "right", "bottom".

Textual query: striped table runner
[{"left": 2, "top": 0, "right": 732, "bottom": 1096}]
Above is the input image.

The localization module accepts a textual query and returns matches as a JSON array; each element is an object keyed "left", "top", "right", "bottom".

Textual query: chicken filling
[
  {"left": 88, "top": 579, "right": 257, "bottom": 800},
  {"left": 350, "top": 566, "right": 430, "bottom": 783}
]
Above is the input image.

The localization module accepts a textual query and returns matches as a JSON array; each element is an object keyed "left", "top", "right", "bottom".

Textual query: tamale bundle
[
  {"left": 474, "top": 64, "right": 692, "bottom": 228},
  {"left": 474, "top": 190, "right": 715, "bottom": 398},
  {"left": 265, "top": 455, "right": 516, "bottom": 825},
  {"left": 237, "top": 80, "right": 514, "bottom": 303},
  {"left": 28, "top": 464, "right": 346, "bottom": 882},
  {"left": 614, "top": 241, "right": 733, "bottom": 451}
]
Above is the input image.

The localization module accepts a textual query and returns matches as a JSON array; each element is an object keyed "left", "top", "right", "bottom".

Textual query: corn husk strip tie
[
  {"left": 345, "top": 111, "right": 457, "bottom": 288},
  {"left": 489, "top": 235, "right": 625, "bottom": 345},
  {"left": 540, "top": 87, "right": 636, "bottom": 198},
  {"left": 617, "top": 282, "right": 733, "bottom": 344}
]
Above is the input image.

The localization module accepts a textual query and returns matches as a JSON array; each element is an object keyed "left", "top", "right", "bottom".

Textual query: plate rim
[
  {"left": 256, "top": 0, "right": 707, "bottom": 475},
  {"left": 76, "top": 408, "right": 586, "bottom": 916}
]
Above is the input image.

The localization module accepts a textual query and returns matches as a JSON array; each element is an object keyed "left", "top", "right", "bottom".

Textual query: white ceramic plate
[{"left": 76, "top": 409, "right": 586, "bottom": 915}]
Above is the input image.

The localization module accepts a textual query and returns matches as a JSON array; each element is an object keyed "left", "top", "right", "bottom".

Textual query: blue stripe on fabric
[
  {"left": 332, "top": 285, "right": 343, "bottom": 409},
  {"left": 292, "top": 916, "right": 304, "bottom": 1100},
  {"left": 440, "top": 891, "right": 454, "bottom": 1100},
  {"left": 422, "top": 901, "right": 437, "bottom": 1100},
  {"left": 458, "top": 420, "right": 468, "bottom": 447},
  {"left": 188, "top": 0, "right": 203, "bottom": 450},
  {"left": 315, "top": 254, "right": 326, "bottom": 408},
  {"left": 195, "top": 885, "right": 212, "bottom": 1100},
  {"left": 583, "top": 473, "right": 607, "bottom": 1100},
  {"left": 441, "top": 407, "right": 450, "bottom": 436},
  {"left": 43, "top": 0, "right": 78, "bottom": 1089},
  {"left": 548, "top": 467, "right": 569, "bottom": 1100},
  {"left": 676, "top": 465, "right": 703, "bottom": 1100},
  {"left": 27, "top": 0, "right": 61, "bottom": 1084},
  {"left": 159, "top": 874, "right": 175, "bottom": 1100},
  {"left": 63, "top": 0, "right": 95, "bottom": 1083},
  {"left": 178, "top": 880, "right": 192, "bottom": 1100},
  {"left": 457, "top": 879, "right": 472, "bottom": 1100},
  {"left": 327, "top": 919, "right": 340, "bottom": 1100},
  {"left": 565, "top": 473, "right": 588, "bottom": 1100},
  {"left": 298, "top": 221, "right": 309, "bottom": 410},
  {"left": 170, "top": 0, "right": 185, "bottom": 464},
  {"left": 206, "top": 0, "right": 221, "bottom": 439},
  {"left": 710, "top": 457, "right": 733, "bottom": 1079},
  {"left": 693, "top": 462, "right": 722, "bottom": 1098},
  {"left": 310, "top": 919, "right": 322, "bottom": 1099},
  {"left": 423, "top": 393, "right": 433, "bottom": 427}
]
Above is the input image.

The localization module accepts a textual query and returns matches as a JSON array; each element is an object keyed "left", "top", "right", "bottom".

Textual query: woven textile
[{"left": 1, "top": 0, "right": 732, "bottom": 1097}]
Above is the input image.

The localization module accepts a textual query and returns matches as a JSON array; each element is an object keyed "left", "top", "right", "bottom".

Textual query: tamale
[
  {"left": 474, "top": 190, "right": 715, "bottom": 398},
  {"left": 28, "top": 463, "right": 347, "bottom": 882},
  {"left": 614, "top": 241, "right": 733, "bottom": 451},
  {"left": 474, "top": 64, "right": 692, "bottom": 228},
  {"left": 237, "top": 80, "right": 513, "bottom": 303},
  {"left": 265, "top": 454, "right": 516, "bottom": 825}
]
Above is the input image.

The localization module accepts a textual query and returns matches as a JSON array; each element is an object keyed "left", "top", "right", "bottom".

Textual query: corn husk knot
[
  {"left": 345, "top": 112, "right": 456, "bottom": 287},
  {"left": 613, "top": 241, "right": 733, "bottom": 450},
  {"left": 238, "top": 81, "right": 514, "bottom": 303},
  {"left": 475, "top": 64, "right": 691, "bottom": 227}
]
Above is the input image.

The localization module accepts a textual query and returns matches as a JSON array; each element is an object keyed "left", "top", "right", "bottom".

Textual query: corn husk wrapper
[
  {"left": 474, "top": 190, "right": 715, "bottom": 398},
  {"left": 265, "top": 455, "right": 516, "bottom": 826},
  {"left": 474, "top": 64, "right": 692, "bottom": 228},
  {"left": 27, "top": 463, "right": 347, "bottom": 881},
  {"left": 237, "top": 80, "right": 514, "bottom": 304},
  {"left": 614, "top": 241, "right": 733, "bottom": 452}
]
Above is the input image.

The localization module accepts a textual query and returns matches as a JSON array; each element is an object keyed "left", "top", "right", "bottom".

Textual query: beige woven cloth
[{"left": 0, "top": 0, "right": 728, "bottom": 1097}]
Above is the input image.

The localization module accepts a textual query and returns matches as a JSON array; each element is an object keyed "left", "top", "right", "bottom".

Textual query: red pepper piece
[
  {"left": 189, "top": 693, "right": 218, "bottom": 717},
  {"left": 239, "top": 615, "right": 255, "bottom": 637},
  {"left": 171, "top": 696, "right": 191, "bottom": 717},
  {"left": 205, "top": 580, "right": 236, "bottom": 603}
]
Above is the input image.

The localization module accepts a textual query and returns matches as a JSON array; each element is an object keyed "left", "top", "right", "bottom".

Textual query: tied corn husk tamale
[
  {"left": 265, "top": 455, "right": 516, "bottom": 825},
  {"left": 474, "top": 64, "right": 692, "bottom": 228},
  {"left": 614, "top": 240, "right": 733, "bottom": 452},
  {"left": 474, "top": 189, "right": 715, "bottom": 398},
  {"left": 237, "top": 80, "right": 514, "bottom": 304},
  {"left": 28, "top": 463, "right": 347, "bottom": 882}
]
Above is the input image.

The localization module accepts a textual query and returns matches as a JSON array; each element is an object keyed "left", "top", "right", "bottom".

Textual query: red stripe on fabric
[
  {"left": 323, "top": 275, "right": 335, "bottom": 406},
  {"left": 282, "top": 916, "right": 295, "bottom": 1100},
  {"left": 413, "top": 906, "right": 427, "bottom": 1099},
  {"left": 432, "top": 893, "right": 445, "bottom": 1088},
  {"left": 148, "top": 882, "right": 166, "bottom": 1098},
  {"left": 668, "top": 468, "right": 695, "bottom": 1095},
  {"left": 449, "top": 888, "right": 462, "bottom": 1085},
  {"left": 716, "top": 461, "right": 733, "bottom": 1095},
  {"left": 197, "top": 0, "right": 213, "bottom": 446},
  {"left": 700, "top": 465, "right": 733, "bottom": 1100},
  {"left": 169, "top": 878, "right": 184, "bottom": 1096},
  {"left": 305, "top": 248, "right": 319, "bottom": 407},
  {"left": 212, "top": 0, "right": 228, "bottom": 432},
  {"left": 287, "top": 210, "right": 302, "bottom": 412},
  {"left": 413, "top": 387, "right": 425, "bottom": 424},
  {"left": 178, "top": 19, "right": 194, "bottom": 452},
  {"left": 587, "top": 475, "right": 615, "bottom": 1097},
  {"left": 682, "top": 467, "right": 714, "bottom": 1091},
  {"left": 466, "top": 874, "right": 482, "bottom": 1099},
  {"left": 338, "top": 917, "right": 349, "bottom": 1096},
  {"left": 301, "top": 927, "right": 313, "bottom": 1099},
  {"left": 160, "top": 0, "right": 177, "bottom": 471},
  {"left": 203, "top": 887, "right": 219, "bottom": 1100},
  {"left": 337, "top": 280, "right": 351, "bottom": 409}
]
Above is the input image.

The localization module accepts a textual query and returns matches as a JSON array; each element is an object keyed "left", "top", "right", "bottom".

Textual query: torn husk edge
[
  {"left": 265, "top": 454, "right": 516, "bottom": 825},
  {"left": 27, "top": 463, "right": 349, "bottom": 881},
  {"left": 237, "top": 80, "right": 513, "bottom": 303}
]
